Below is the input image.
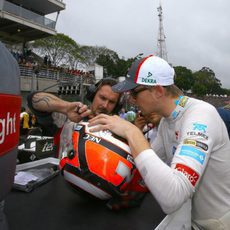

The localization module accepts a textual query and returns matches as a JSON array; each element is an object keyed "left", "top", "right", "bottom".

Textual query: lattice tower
[{"left": 157, "top": 3, "right": 168, "bottom": 61}]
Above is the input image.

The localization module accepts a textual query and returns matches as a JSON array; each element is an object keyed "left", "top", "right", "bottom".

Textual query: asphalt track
[{"left": 5, "top": 174, "right": 165, "bottom": 230}]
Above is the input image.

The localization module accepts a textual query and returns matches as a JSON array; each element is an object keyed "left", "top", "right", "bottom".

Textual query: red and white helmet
[{"left": 60, "top": 122, "right": 136, "bottom": 200}]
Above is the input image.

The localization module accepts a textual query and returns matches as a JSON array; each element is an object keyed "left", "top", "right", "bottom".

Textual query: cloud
[{"left": 57, "top": 0, "right": 230, "bottom": 88}]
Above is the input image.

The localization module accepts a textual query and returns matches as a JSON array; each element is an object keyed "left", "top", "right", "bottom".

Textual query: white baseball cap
[{"left": 112, "top": 55, "right": 175, "bottom": 92}]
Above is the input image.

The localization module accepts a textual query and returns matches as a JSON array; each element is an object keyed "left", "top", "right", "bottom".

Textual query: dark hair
[
  {"left": 86, "top": 78, "right": 118, "bottom": 101},
  {"left": 85, "top": 78, "right": 123, "bottom": 114}
]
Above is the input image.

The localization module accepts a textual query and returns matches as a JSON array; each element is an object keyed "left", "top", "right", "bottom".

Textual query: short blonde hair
[{"left": 164, "top": 85, "right": 183, "bottom": 97}]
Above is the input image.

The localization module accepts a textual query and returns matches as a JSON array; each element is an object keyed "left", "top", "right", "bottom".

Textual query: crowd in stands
[
  {"left": 188, "top": 94, "right": 230, "bottom": 108},
  {"left": 10, "top": 49, "right": 94, "bottom": 82}
]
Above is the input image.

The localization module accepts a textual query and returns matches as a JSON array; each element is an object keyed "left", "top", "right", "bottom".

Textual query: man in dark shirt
[{"left": 217, "top": 107, "right": 230, "bottom": 138}]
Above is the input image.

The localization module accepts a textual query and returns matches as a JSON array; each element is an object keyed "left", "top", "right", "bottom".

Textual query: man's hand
[
  {"left": 66, "top": 102, "right": 91, "bottom": 123},
  {"left": 88, "top": 114, "right": 136, "bottom": 139},
  {"left": 134, "top": 114, "right": 146, "bottom": 131},
  {"left": 88, "top": 114, "right": 150, "bottom": 158}
]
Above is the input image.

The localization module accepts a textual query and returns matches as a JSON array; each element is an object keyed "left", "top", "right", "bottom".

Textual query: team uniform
[{"left": 135, "top": 96, "right": 230, "bottom": 229}]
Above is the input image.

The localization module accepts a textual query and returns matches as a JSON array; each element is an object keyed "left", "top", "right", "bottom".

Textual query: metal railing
[
  {"left": 19, "top": 65, "right": 95, "bottom": 85},
  {"left": 2, "top": 1, "right": 56, "bottom": 29}
]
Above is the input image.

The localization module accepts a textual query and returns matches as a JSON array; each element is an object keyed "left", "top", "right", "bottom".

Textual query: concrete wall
[
  {"left": 20, "top": 76, "right": 58, "bottom": 93},
  {"left": 20, "top": 76, "right": 89, "bottom": 108}
]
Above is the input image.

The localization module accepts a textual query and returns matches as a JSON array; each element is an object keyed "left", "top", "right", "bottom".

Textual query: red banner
[{"left": 0, "top": 94, "right": 21, "bottom": 157}]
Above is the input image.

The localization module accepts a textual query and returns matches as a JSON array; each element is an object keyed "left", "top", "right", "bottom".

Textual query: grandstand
[
  {"left": 0, "top": 0, "right": 65, "bottom": 44},
  {"left": 0, "top": 0, "right": 95, "bottom": 105}
]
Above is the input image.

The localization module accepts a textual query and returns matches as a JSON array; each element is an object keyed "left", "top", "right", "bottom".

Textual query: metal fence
[{"left": 19, "top": 65, "right": 95, "bottom": 85}]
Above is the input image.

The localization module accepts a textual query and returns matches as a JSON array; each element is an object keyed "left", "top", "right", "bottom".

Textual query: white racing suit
[{"left": 135, "top": 96, "right": 230, "bottom": 229}]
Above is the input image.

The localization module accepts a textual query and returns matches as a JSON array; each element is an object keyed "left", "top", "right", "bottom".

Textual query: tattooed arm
[
  {"left": 32, "top": 92, "right": 71, "bottom": 113},
  {"left": 29, "top": 92, "right": 91, "bottom": 123}
]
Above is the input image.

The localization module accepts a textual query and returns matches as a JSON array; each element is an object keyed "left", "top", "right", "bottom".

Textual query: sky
[{"left": 55, "top": 0, "right": 230, "bottom": 88}]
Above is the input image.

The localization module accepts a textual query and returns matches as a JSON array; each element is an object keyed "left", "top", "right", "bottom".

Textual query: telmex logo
[
  {"left": 0, "top": 94, "right": 21, "bottom": 156},
  {"left": 187, "top": 131, "right": 208, "bottom": 140},
  {"left": 193, "top": 123, "right": 207, "bottom": 133}
]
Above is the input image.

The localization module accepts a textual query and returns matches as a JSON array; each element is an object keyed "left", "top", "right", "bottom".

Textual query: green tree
[
  {"left": 221, "top": 88, "right": 230, "bottom": 96},
  {"left": 174, "top": 66, "right": 194, "bottom": 91},
  {"left": 192, "top": 67, "right": 221, "bottom": 95},
  {"left": 115, "top": 58, "right": 132, "bottom": 77},
  {"left": 96, "top": 54, "right": 136, "bottom": 78},
  {"left": 80, "top": 45, "right": 119, "bottom": 66},
  {"left": 32, "top": 33, "right": 82, "bottom": 67},
  {"left": 68, "top": 45, "right": 84, "bottom": 69},
  {"left": 192, "top": 82, "right": 208, "bottom": 96},
  {"left": 96, "top": 54, "right": 116, "bottom": 77}
]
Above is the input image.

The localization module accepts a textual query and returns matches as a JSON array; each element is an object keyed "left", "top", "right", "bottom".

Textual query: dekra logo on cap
[
  {"left": 146, "top": 72, "right": 152, "bottom": 78},
  {"left": 141, "top": 72, "right": 156, "bottom": 84}
]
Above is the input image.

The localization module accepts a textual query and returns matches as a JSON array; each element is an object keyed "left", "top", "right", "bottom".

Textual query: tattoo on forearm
[{"left": 32, "top": 94, "right": 59, "bottom": 109}]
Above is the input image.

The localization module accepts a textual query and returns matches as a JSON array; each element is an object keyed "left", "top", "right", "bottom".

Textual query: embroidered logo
[
  {"left": 193, "top": 123, "right": 207, "bottom": 133},
  {"left": 175, "top": 163, "right": 199, "bottom": 186},
  {"left": 179, "top": 97, "right": 188, "bottom": 108},
  {"left": 183, "top": 139, "right": 208, "bottom": 151},
  {"left": 146, "top": 72, "right": 153, "bottom": 78},
  {"left": 179, "top": 145, "right": 206, "bottom": 165}
]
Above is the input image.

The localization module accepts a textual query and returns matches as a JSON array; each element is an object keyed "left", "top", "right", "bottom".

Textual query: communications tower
[{"left": 156, "top": 3, "right": 168, "bottom": 61}]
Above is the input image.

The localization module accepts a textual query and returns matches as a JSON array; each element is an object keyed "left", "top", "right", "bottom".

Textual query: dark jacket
[{"left": 217, "top": 107, "right": 230, "bottom": 139}]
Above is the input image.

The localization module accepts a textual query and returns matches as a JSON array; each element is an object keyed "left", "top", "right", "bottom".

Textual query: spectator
[
  {"left": 119, "top": 107, "right": 127, "bottom": 119},
  {"left": 217, "top": 107, "right": 230, "bottom": 139},
  {"left": 89, "top": 55, "right": 230, "bottom": 229},
  {"left": 47, "top": 58, "right": 51, "bottom": 67},
  {"left": 20, "top": 107, "right": 30, "bottom": 136},
  {"left": 43, "top": 55, "right": 48, "bottom": 65}
]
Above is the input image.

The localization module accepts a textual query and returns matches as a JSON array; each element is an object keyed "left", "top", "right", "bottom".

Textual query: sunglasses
[{"left": 129, "top": 86, "right": 150, "bottom": 99}]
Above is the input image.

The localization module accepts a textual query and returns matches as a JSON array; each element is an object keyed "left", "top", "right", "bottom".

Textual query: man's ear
[{"left": 152, "top": 85, "right": 164, "bottom": 99}]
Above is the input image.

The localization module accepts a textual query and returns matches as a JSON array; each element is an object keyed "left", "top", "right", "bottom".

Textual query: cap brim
[{"left": 112, "top": 79, "right": 138, "bottom": 93}]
